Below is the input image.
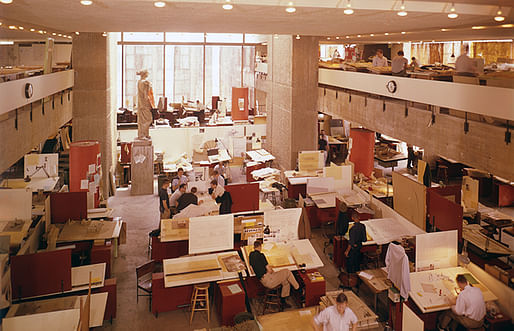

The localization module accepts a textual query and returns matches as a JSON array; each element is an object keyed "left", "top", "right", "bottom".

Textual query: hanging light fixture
[
  {"left": 80, "top": 0, "right": 93, "bottom": 5},
  {"left": 448, "top": 3, "right": 458, "bottom": 19},
  {"left": 0, "top": 0, "right": 13, "bottom": 4},
  {"left": 285, "top": 2, "right": 296, "bottom": 13},
  {"left": 397, "top": 0, "right": 407, "bottom": 16},
  {"left": 154, "top": 1, "right": 166, "bottom": 8},
  {"left": 222, "top": 0, "right": 233, "bottom": 10},
  {"left": 343, "top": 0, "right": 354, "bottom": 15},
  {"left": 296, "top": 35, "right": 300, "bottom": 39},
  {"left": 494, "top": 7, "right": 505, "bottom": 22}
]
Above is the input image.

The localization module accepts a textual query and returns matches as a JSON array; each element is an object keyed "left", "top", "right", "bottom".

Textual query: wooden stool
[
  {"left": 262, "top": 285, "right": 281, "bottom": 314},
  {"left": 190, "top": 283, "right": 210, "bottom": 324},
  {"left": 437, "top": 165, "right": 449, "bottom": 184}
]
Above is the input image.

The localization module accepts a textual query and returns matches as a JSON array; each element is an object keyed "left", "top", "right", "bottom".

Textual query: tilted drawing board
[
  {"left": 392, "top": 172, "right": 427, "bottom": 230},
  {"left": 0, "top": 188, "right": 32, "bottom": 221},
  {"left": 298, "top": 151, "right": 324, "bottom": 172},
  {"left": 415, "top": 230, "right": 457, "bottom": 272},
  {"left": 189, "top": 214, "right": 234, "bottom": 254},
  {"left": 264, "top": 208, "right": 302, "bottom": 242}
]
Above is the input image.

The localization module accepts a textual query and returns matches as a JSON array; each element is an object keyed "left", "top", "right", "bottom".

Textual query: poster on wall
[{"left": 238, "top": 98, "right": 245, "bottom": 111}]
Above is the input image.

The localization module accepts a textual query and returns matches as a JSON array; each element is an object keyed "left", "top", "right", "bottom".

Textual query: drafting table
[
  {"left": 357, "top": 268, "right": 390, "bottom": 312},
  {"left": 241, "top": 239, "right": 324, "bottom": 277},
  {"left": 56, "top": 220, "right": 122, "bottom": 243},
  {"left": 409, "top": 266, "right": 497, "bottom": 313},
  {"left": 309, "top": 192, "right": 337, "bottom": 209},
  {"left": 321, "top": 290, "right": 379, "bottom": 329},
  {"left": 0, "top": 220, "right": 31, "bottom": 247},
  {"left": 246, "top": 149, "right": 275, "bottom": 163},
  {"left": 163, "top": 251, "right": 244, "bottom": 288},
  {"left": 463, "top": 224, "right": 512, "bottom": 256},
  {"left": 87, "top": 208, "right": 114, "bottom": 219},
  {"left": 361, "top": 218, "right": 424, "bottom": 245},
  {"left": 0, "top": 177, "right": 60, "bottom": 192}
]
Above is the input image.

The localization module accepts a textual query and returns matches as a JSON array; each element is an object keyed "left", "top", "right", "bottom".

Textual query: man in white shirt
[
  {"left": 212, "top": 170, "right": 225, "bottom": 187},
  {"left": 455, "top": 45, "right": 478, "bottom": 76},
  {"left": 391, "top": 51, "right": 409, "bottom": 76},
  {"left": 313, "top": 293, "right": 357, "bottom": 331},
  {"left": 438, "top": 274, "right": 486, "bottom": 331},
  {"left": 214, "top": 161, "right": 230, "bottom": 182},
  {"left": 372, "top": 49, "right": 388, "bottom": 67},
  {"left": 169, "top": 184, "right": 186, "bottom": 209},
  {"left": 171, "top": 167, "right": 188, "bottom": 191}
]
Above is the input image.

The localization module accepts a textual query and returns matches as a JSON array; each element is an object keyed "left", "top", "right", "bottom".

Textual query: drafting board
[
  {"left": 24, "top": 153, "right": 58, "bottom": 178},
  {"left": 298, "top": 151, "right": 323, "bottom": 172},
  {"left": 306, "top": 177, "right": 333, "bottom": 195},
  {"left": 416, "top": 230, "right": 457, "bottom": 271},
  {"left": 392, "top": 172, "right": 427, "bottom": 230},
  {"left": 264, "top": 208, "right": 302, "bottom": 242},
  {"left": 189, "top": 214, "right": 234, "bottom": 254},
  {"left": 71, "top": 263, "right": 106, "bottom": 291},
  {"left": 462, "top": 176, "right": 479, "bottom": 212}
]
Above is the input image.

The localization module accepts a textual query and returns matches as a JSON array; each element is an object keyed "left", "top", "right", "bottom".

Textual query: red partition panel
[
  {"left": 11, "top": 248, "right": 72, "bottom": 299},
  {"left": 152, "top": 273, "right": 193, "bottom": 315},
  {"left": 216, "top": 280, "right": 246, "bottom": 326},
  {"left": 427, "top": 190, "right": 463, "bottom": 240},
  {"left": 70, "top": 140, "right": 101, "bottom": 207},
  {"left": 231, "top": 87, "right": 249, "bottom": 121},
  {"left": 349, "top": 128, "right": 375, "bottom": 177},
  {"left": 427, "top": 185, "right": 461, "bottom": 205},
  {"left": 225, "top": 183, "right": 259, "bottom": 213},
  {"left": 50, "top": 192, "right": 87, "bottom": 223}
]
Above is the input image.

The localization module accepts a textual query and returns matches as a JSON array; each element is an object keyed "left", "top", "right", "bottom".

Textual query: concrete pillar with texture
[
  {"left": 266, "top": 35, "right": 319, "bottom": 170},
  {"left": 72, "top": 33, "right": 117, "bottom": 199}
]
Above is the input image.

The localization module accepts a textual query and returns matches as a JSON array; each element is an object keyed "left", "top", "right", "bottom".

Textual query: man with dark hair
[
  {"left": 209, "top": 180, "right": 232, "bottom": 214},
  {"left": 212, "top": 169, "right": 225, "bottom": 187},
  {"left": 345, "top": 214, "right": 367, "bottom": 274},
  {"left": 169, "top": 183, "right": 186, "bottom": 213},
  {"left": 392, "top": 50, "right": 408, "bottom": 76},
  {"left": 159, "top": 178, "right": 171, "bottom": 219},
  {"left": 177, "top": 187, "right": 199, "bottom": 212},
  {"left": 249, "top": 240, "right": 300, "bottom": 310},
  {"left": 172, "top": 167, "right": 188, "bottom": 191},
  {"left": 313, "top": 292, "right": 357, "bottom": 331},
  {"left": 438, "top": 274, "right": 485, "bottom": 331},
  {"left": 372, "top": 49, "right": 388, "bottom": 67}
]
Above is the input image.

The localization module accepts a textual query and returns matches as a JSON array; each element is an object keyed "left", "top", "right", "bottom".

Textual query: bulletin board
[
  {"left": 231, "top": 87, "right": 249, "bottom": 121},
  {"left": 392, "top": 172, "right": 427, "bottom": 230},
  {"left": 264, "top": 208, "right": 302, "bottom": 242},
  {"left": 24, "top": 153, "right": 59, "bottom": 178},
  {"left": 298, "top": 151, "right": 324, "bottom": 172}
]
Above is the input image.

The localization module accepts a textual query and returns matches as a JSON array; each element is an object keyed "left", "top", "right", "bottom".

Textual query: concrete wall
[
  {"left": 0, "top": 93, "right": 73, "bottom": 173},
  {"left": 318, "top": 87, "right": 514, "bottom": 181},
  {"left": 72, "top": 33, "right": 117, "bottom": 198}
]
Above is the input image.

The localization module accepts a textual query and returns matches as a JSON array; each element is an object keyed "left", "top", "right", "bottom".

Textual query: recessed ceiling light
[
  {"left": 384, "top": 33, "right": 389, "bottom": 35},
  {"left": 57, "top": 33, "right": 62, "bottom": 36},
  {"left": 102, "top": 32, "right": 107, "bottom": 37},
  {"left": 0, "top": 22, "right": 2, "bottom": 26},
  {"left": 357, "top": 35, "right": 361, "bottom": 37},
  {"left": 0, "top": 0, "right": 13, "bottom": 4},
  {"left": 296, "top": 35, "right": 300, "bottom": 40},
  {"left": 30, "top": 28, "right": 35, "bottom": 32},
  {"left": 397, "top": 0, "right": 407, "bottom": 17},
  {"left": 370, "top": 34, "right": 374, "bottom": 37},
  {"left": 346, "top": 36, "right": 349, "bottom": 38},
  {"left": 401, "top": 31, "right": 406, "bottom": 34},
  {"left": 154, "top": 1, "right": 165, "bottom": 8},
  {"left": 472, "top": 26, "right": 485, "bottom": 30},
  {"left": 8, "top": 25, "right": 16, "bottom": 30},
  {"left": 75, "top": 32, "right": 80, "bottom": 35},
  {"left": 448, "top": 3, "right": 458, "bottom": 19},
  {"left": 494, "top": 8, "right": 505, "bottom": 22},
  {"left": 327, "top": 37, "right": 331, "bottom": 40},
  {"left": 285, "top": 2, "right": 296, "bottom": 13},
  {"left": 222, "top": 0, "right": 232, "bottom": 10},
  {"left": 18, "top": 26, "right": 24, "bottom": 30},
  {"left": 68, "top": 36, "right": 72, "bottom": 39},
  {"left": 274, "top": 34, "right": 279, "bottom": 39},
  {"left": 343, "top": 0, "right": 354, "bottom": 15},
  {"left": 38, "top": 30, "right": 44, "bottom": 34},
  {"left": 52, "top": 32, "right": 56, "bottom": 35},
  {"left": 80, "top": 0, "right": 93, "bottom": 5},
  {"left": 335, "top": 36, "right": 340, "bottom": 39},
  {"left": 432, "top": 40, "right": 435, "bottom": 42},
  {"left": 43, "top": 31, "right": 47, "bottom": 34},
  {"left": 501, "top": 24, "right": 513, "bottom": 28},
  {"left": 441, "top": 28, "right": 448, "bottom": 32}
]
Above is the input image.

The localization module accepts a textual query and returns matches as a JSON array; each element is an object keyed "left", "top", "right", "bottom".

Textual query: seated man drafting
[
  {"left": 438, "top": 274, "right": 486, "bottom": 331},
  {"left": 249, "top": 240, "right": 299, "bottom": 310},
  {"left": 312, "top": 292, "right": 357, "bottom": 331}
]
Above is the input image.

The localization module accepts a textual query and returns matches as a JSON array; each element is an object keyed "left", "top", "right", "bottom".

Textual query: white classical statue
[{"left": 136, "top": 70, "right": 155, "bottom": 139}]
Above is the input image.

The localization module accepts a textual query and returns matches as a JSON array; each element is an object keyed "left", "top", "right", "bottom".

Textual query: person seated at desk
[
  {"left": 172, "top": 167, "right": 188, "bottom": 191},
  {"left": 214, "top": 161, "right": 229, "bottom": 183},
  {"left": 391, "top": 50, "right": 408, "bottom": 77},
  {"left": 159, "top": 178, "right": 171, "bottom": 219},
  {"left": 410, "top": 57, "right": 420, "bottom": 69},
  {"left": 249, "top": 240, "right": 300, "bottom": 310},
  {"left": 345, "top": 215, "right": 367, "bottom": 274},
  {"left": 312, "top": 292, "right": 358, "bottom": 331},
  {"left": 212, "top": 170, "right": 225, "bottom": 188},
  {"left": 209, "top": 180, "right": 232, "bottom": 214},
  {"left": 372, "top": 49, "right": 388, "bottom": 67},
  {"left": 455, "top": 45, "right": 478, "bottom": 77},
  {"left": 169, "top": 184, "right": 186, "bottom": 214},
  {"left": 177, "top": 187, "right": 199, "bottom": 212},
  {"left": 438, "top": 274, "right": 486, "bottom": 331}
]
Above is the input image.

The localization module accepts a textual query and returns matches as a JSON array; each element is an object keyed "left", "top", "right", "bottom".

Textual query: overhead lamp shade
[{"left": 494, "top": 9, "right": 505, "bottom": 22}]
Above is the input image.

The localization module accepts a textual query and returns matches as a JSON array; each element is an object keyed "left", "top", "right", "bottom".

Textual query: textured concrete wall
[
  {"left": 260, "top": 35, "right": 319, "bottom": 170},
  {"left": 72, "top": 33, "right": 116, "bottom": 198},
  {"left": 0, "top": 93, "right": 73, "bottom": 173},
  {"left": 318, "top": 87, "right": 514, "bottom": 181}
]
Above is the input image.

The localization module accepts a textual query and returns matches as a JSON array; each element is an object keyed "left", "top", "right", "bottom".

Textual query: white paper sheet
[
  {"left": 415, "top": 230, "right": 457, "bottom": 271},
  {"left": 264, "top": 208, "right": 302, "bottom": 242},
  {"left": 80, "top": 179, "right": 89, "bottom": 190},
  {"left": 189, "top": 214, "right": 234, "bottom": 254}
]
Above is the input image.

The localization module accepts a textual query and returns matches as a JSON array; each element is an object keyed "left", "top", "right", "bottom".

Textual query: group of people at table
[{"left": 158, "top": 162, "right": 232, "bottom": 218}]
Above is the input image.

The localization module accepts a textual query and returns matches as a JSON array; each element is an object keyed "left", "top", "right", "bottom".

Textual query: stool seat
[{"left": 194, "top": 283, "right": 210, "bottom": 290}]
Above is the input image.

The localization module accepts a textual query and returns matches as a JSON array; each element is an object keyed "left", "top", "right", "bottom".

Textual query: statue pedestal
[{"left": 131, "top": 138, "right": 154, "bottom": 195}]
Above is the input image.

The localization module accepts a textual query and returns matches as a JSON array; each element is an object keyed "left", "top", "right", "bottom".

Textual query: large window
[{"left": 119, "top": 33, "right": 262, "bottom": 111}]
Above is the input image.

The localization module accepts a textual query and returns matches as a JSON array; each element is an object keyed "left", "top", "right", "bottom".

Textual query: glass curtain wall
[{"left": 205, "top": 46, "right": 242, "bottom": 110}]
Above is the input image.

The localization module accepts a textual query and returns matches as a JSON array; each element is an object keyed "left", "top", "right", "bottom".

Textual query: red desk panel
[
  {"left": 225, "top": 183, "right": 259, "bottom": 213},
  {"left": 297, "top": 269, "right": 326, "bottom": 307},
  {"left": 151, "top": 236, "right": 188, "bottom": 261},
  {"left": 152, "top": 272, "right": 193, "bottom": 316},
  {"left": 50, "top": 192, "right": 88, "bottom": 223},
  {"left": 216, "top": 280, "right": 246, "bottom": 326}
]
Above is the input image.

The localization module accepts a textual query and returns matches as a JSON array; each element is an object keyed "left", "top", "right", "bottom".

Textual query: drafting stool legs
[{"left": 190, "top": 283, "right": 210, "bottom": 325}]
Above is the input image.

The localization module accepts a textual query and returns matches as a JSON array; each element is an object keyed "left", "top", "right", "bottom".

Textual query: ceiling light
[
  {"left": 0, "top": 41, "right": 14, "bottom": 45},
  {"left": 448, "top": 3, "right": 458, "bottom": 19},
  {"left": 80, "top": 0, "right": 93, "bottom": 5},
  {"left": 441, "top": 28, "right": 448, "bottom": 32},
  {"left": 327, "top": 37, "right": 331, "bottom": 40},
  {"left": 0, "top": 23, "right": 2, "bottom": 26},
  {"left": 38, "top": 30, "right": 43, "bottom": 34},
  {"left": 67, "top": 36, "right": 72, "bottom": 39},
  {"left": 472, "top": 26, "right": 485, "bottom": 30},
  {"left": 102, "top": 32, "right": 107, "bottom": 37},
  {"left": 43, "top": 31, "right": 47, "bottom": 34},
  {"left": 401, "top": 31, "right": 406, "bottom": 34},
  {"left": 30, "top": 28, "right": 35, "bottom": 32},
  {"left": 222, "top": 0, "right": 232, "bottom": 10},
  {"left": 501, "top": 24, "right": 513, "bottom": 28},
  {"left": 154, "top": 1, "right": 165, "bottom": 8},
  {"left": 57, "top": 33, "right": 62, "bottom": 36},
  {"left": 18, "top": 26, "right": 24, "bottom": 30},
  {"left": 494, "top": 8, "right": 505, "bottom": 22},
  {"left": 75, "top": 32, "right": 80, "bottom": 35},
  {"left": 0, "top": 0, "right": 13, "bottom": 4},
  {"left": 273, "top": 34, "right": 279, "bottom": 39},
  {"left": 370, "top": 34, "right": 374, "bottom": 36},
  {"left": 296, "top": 35, "right": 300, "bottom": 40},
  {"left": 346, "top": 36, "right": 349, "bottom": 38},
  {"left": 357, "top": 35, "right": 361, "bottom": 37},
  {"left": 52, "top": 32, "right": 56, "bottom": 35},
  {"left": 285, "top": 2, "right": 296, "bottom": 13},
  {"left": 335, "top": 36, "right": 340, "bottom": 39},
  {"left": 8, "top": 25, "right": 16, "bottom": 29},
  {"left": 343, "top": 0, "right": 354, "bottom": 15},
  {"left": 384, "top": 33, "right": 389, "bottom": 35},
  {"left": 432, "top": 40, "right": 435, "bottom": 42},
  {"left": 397, "top": 0, "right": 407, "bottom": 17}
]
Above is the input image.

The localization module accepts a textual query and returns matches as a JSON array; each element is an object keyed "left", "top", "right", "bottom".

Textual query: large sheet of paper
[
  {"left": 364, "top": 218, "right": 424, "bottom": 245},
  {"left": 416, "top": 230, "right": 457, "bottom": 271},
  {"left": 189, "top": 214, "right": 234, "bottom": 254},
  {"left": 392, "top": 172, "right": 427, "bottom": 230},
  {"left": 323, "top": 164, "right": 352, "bottom": 191},
  {"left": 310, "top": 192, "right": 337, "bottom": 209},
  {"left": 338, "top": 190, "right": 368, "bottom": 207},
  {"left": 462, "top": 176, "right": 479, "bottom": 212},
  {"left": 298, "top": 151, "right": 323, "bottom": 172},
  {"left": 264, "top": 208, "right": 302, "bottom": 242},
  {"left": 402, "top": 302, "right": 424, "bottom": 331},
  {"left": 24, "top": 153, "right": 59, "bottom": 178},
  {"left": 306, "top": 177, "right": 333, "bottom": 195},
  {"left": 0, "top": 188, "right": 32, "bottom": 221}
]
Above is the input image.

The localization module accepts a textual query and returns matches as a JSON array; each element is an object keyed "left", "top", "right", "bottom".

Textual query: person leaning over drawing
[{"left": 312, "top": 292, "right": 357, "bottom": 331}]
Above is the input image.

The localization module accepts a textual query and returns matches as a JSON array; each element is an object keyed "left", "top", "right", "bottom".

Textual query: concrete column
[
  {"left": 72, "top": 33, "right": 117, "bottom": 199},
  {"left": 266, "top": 35, "right": 319, "bottom": 170}
]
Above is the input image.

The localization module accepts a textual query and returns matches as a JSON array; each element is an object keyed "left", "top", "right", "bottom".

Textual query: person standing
[
  {"left": 407, "top": 144, "right": 415, "bottom": 169},
  {"left": 345, "top": 214, "right": 367, "bottom": 273},
  {"left": 438, "top": 274, "right": 486, "bottom": 331},
  {"left": 319, "top": 131, "right": 329, "bottom": 166},
  {"left": 177, "top": 187, "right": 199, "bottom": 212},
  {"left": 372, "top": 49, "right": 388, "bottom": 67},
  {"left": 455, "top": 45, "right": 478, "bottom": 77},
  {"left": 169, "top": 184, "right": 186, "bottom": 214},
  {"left": 312, "top": 292, "right": 358, "bottom": 331},
  {"left": 214, "top": 162, "right": 229, "bottom": 183},
  {"left": 391, "top": 51, "right": 409, "bottom": 76},
  {"left": 159, "top": 179, "right": 171, "bottom": 219},
  {"left": 209, "top": 180, "right": 232, "bottom": 214},
  {"left": 172, "top": 167, "right": 188, "bottom": 192},
  {"left": 249, "top": 240, "right": 300, "bottom": 311}
]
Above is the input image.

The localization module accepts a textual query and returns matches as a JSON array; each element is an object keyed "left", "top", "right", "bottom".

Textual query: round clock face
[
  {"left": 386, "top": 80, "right": 397, "bottom": 93},
  {"left": 25, "top": 83, "right": 33, "bottom": 98}
]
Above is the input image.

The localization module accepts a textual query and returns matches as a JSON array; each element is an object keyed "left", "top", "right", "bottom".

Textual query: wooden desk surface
[
  {"left": 358, "top": 268, "right": 389, "bottom": 294},
  {"left": 257, "top": 307, "right": 318, "bottom": 330}
]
